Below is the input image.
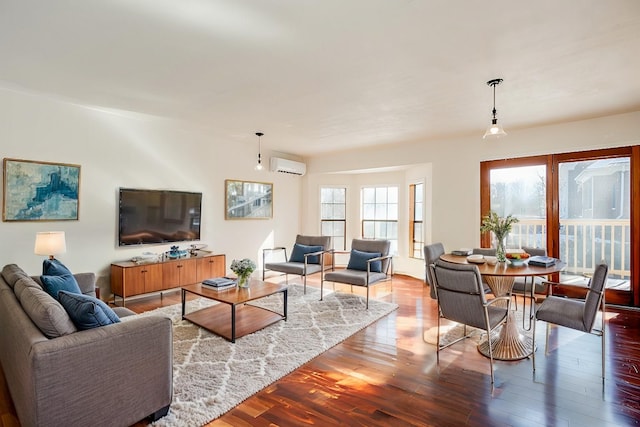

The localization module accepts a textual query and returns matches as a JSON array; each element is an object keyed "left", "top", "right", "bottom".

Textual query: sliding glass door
[
  {"left": 481, "top": 147, "right": 637, "bottom": 306},
  {"left": 554, "top": 150, "right": 632, "bottom": 303}
]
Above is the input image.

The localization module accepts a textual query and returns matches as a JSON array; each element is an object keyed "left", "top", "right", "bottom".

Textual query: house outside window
[
  {"left": 320, "top": 187, "right": 346, "bottom": 251},
  {"left": 361, "top": 186, "right": 398, "bottom": 254}
]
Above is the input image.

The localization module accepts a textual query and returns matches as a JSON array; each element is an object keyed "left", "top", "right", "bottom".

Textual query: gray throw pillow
[
  {"left": 17, "top": 286, "right": 77, "bottom": 338},
  {"left": 13, "top": 277, "right": 42, "bottom": 300},
  {"left": 1, "top": 264, "right": 29, "bottom": 289}
]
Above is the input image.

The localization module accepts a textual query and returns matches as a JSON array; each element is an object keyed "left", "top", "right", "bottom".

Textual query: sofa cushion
[
  {"left": 41, "top": 274, "right": 82, "bottom": 300},
  {"left": 17, "top": 285, "right": 77, "bottom": 338},
  {"left": 289, "top": 243, "right": 323, "bottom": 264},
  {"left": 347, "top": 249, "right": 382, "bottom": 272},
  {"left": 42, "top": 259, "right": 73, "bottom": 276},
  {"left": 58, "top": 291, "right": 121, "bottom": 330},
  {"left": 1, "top": 264, "right": 30, "bottom": 289}
]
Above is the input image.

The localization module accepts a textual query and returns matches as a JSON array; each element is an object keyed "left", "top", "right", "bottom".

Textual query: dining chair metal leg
[{"left": 545, "top": 322, "right": 551, "bottom": 355}]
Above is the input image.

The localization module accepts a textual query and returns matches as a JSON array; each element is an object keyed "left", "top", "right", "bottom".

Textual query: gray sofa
[{"left": 0, "top": 264, "right": 173, "bottom": 427}]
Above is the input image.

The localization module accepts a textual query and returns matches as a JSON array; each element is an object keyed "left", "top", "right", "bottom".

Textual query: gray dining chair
[
  {"left": 532, "top": 262, "right": 608, "bottom": 383},
  {"left": 322, "top": 238, "right": 393, "bottom": 309},
  {"left": 424, "top": 243, "right": 445, "bottom": 299},
  {"left": 512, "top": 246, "right": 548, "bottom": 327},
  {"left": 471, "top": 248, "right": 495, "bottom": 295},
  {"left": 430, "top": 259, "right": 511, "bottom": 384},
  {"left": 263, "top": 235, "right": 332, "bottom": 294},
  {"left": 472, "top": 248, "right": 496, "bottom": 257}
]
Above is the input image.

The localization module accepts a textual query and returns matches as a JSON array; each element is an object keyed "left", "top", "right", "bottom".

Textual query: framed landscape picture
[
  {"left": 2, "top": 158, "right": 81, "bottom": 221},
  {"left": 225, "top": 179, "right": 273, "bottom": 220}
]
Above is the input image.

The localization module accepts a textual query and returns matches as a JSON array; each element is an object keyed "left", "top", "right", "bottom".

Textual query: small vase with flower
[
  {"left": 230, "top": 258, "right": 256, "bottom": 288},
  {"left": 480, "top": 211, "right": 519, "bottom": 263}
]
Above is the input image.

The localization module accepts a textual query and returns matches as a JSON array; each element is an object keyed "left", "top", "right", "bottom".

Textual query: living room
[{"left": 1, "top": 1, "right": 640, "bottom": 426}]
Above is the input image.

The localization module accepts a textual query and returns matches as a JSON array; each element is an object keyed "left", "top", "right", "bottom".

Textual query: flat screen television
[{"left": 118, "top": 188, "right": 202, "bottom": 246}]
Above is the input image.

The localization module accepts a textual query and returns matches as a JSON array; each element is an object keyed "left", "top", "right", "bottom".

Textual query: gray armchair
[
  {"left": 322, "top": 239, "right": 393, "bottom": 309},
  {"left": 533, "top": 262, "right": 608, "bottom": 383},
  {"left": 430, "top": 259, "right": 510, "bottom": 384},
  {"left": 424, "top": 243, "right": 445, "bottom": 299},
  {"left": 263, "top": 235, "right": 332, "bottom": 294}
]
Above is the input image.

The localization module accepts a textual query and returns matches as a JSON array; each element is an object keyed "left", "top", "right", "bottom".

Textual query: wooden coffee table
[{"left": 181, "top": 279, "right": 287, "bottom": 343}]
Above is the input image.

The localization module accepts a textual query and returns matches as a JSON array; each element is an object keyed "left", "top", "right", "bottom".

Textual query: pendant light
[
  {"left": 483, "top": 78, "right": 507, "bottom": 139},
  {"left": 254, "top": 132, "right": 264, "bottom": 171}
]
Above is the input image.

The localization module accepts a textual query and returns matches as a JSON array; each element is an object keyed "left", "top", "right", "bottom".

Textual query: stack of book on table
[
  {"left": 202, "top": 277, "right": 237, "bottom": 290},
  {"left": 528, "top": 256, "right": 556, "bottom": 267}
]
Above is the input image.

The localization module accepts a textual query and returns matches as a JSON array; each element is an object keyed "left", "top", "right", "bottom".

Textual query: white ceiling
[{"left": 2, "top": 0, "right": 640, "bottom": 156}]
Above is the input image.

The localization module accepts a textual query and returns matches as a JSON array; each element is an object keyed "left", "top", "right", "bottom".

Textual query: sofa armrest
[
  {"left": 28, "top": 315, "right": 172, "bottom": 427},
  {"left": 73, "top": 272, "right": 96, "bottom": 296}
]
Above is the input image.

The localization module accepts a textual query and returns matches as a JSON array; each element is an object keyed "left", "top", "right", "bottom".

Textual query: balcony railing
[{"left": 507, "top": 218, "right": 630, "bottom": 280}]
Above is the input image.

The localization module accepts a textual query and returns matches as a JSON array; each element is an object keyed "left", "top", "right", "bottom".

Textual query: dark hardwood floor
[{"left": 2, "top": 274, "right": 640, "bottom": 426}]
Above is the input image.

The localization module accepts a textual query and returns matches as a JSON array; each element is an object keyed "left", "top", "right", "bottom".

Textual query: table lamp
[{"left": 34, "top": 231, "right": 67, "bottom": 260}]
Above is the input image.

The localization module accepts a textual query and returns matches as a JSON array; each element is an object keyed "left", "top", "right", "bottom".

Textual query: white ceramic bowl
[{"left": 485, "top": 256, "right": 498, "bottom": 265}]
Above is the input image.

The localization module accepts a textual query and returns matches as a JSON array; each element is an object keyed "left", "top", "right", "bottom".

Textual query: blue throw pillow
[
  {"left": 41, "top": 274, "right": 82, "bottom": 300},
  {"left": 42, "top": 259, "right": 73, "bottom": 276},
  {"left": 58, "top": 291, "right": 121, "bottom": 330},
  {"left": 347, "top": 249, "right": 382, "bottom": 272},
  {"left": 289, "top": 243, "right": 323, "bottom": 264}
]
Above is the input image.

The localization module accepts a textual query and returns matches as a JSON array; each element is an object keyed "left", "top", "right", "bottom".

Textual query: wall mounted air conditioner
[{"left": 270, "top": 157, "right": 306, "bottom": 176}]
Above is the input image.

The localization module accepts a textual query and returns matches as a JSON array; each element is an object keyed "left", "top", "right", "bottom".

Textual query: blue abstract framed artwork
[{"left": 2, "top": 158, "right": 81, "bottom": 221}]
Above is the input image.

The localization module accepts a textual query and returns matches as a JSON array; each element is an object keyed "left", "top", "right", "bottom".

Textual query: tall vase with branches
[{"left": 480, "top": 211, "right": 519, "bottom": 263}]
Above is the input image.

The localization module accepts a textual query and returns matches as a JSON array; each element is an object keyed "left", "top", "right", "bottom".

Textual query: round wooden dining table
[{"left": 439, "top": 253, "right": 567, "bottom": 361}]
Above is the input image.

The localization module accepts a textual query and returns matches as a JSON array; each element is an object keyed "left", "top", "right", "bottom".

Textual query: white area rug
[{"left": 141, "top": 284, "right": 398, "bottom": 427}]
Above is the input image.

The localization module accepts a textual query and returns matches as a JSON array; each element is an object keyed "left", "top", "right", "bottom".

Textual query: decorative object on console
[
  {"left": 34, "top": 231, "right": 66, "bottom": 260},
  {"left": 230, "top": 258, "right": 256, "bottom": 288},
  {"left": 167, "top": 245, "right": 188, "bottom": 259},
  {"left": 225, "top": 179, "right": 273, "bottom": 219},
  {"left": 482, "top": 78, "right": 507, "bottom": 139},
  {"left": 480, "top": 211, "right": 519, "bottom": 263},
  {"left": 131, "top": 252, "right": 161, "bottom": 264},
  {"left": 254, "top": 132, "right": 264, "bottom": 171},
  {"left": 188, "top": 243, "right": 208, "bottom": 256},
  {"left": 3, "top": 158, "right": 80, "bottom": 221}
]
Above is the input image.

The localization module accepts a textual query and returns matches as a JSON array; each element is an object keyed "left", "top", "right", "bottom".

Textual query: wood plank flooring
[{"left": 2, "top": 274, "right": 639, "bottom": 426}]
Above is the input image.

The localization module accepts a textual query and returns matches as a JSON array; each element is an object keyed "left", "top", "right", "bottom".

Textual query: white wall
[
  {"left": 304, "top": 111, "right": 640, "bottom": 278},
  {"left": 3, "top": 86, "right": 639, "bottom": 288},
  {"left": 0, "top": 89, "right": 303, "bottom": 295}
]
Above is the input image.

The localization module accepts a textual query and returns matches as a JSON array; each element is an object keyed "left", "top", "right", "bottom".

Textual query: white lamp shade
[{"left": 34, "top": 232, "right": 67, "bottom": 258}]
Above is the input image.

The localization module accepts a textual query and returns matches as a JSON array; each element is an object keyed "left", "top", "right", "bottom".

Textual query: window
[
  {"left": 489, "top": 164, "right": 547, "bottom": 249},
  {"left": 320, "top": 187, "right": 346, "bottom": 251},
  {"left": 361, "top": 186, "right": 398, "bottom": 254},
  {"left": 409, "top": 182, "right": 424, "bottom": 259}
]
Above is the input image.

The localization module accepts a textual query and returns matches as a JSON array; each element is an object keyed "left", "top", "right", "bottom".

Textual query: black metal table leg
[
  {"left": 181, "top": 289, "right": 186, "bottom": 319},
  {"left": 231, "top": 304, "right": 236, "bottom": 343},
  {"left": 283, "top": 288, "right": 288, "bottom": 320}
]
